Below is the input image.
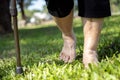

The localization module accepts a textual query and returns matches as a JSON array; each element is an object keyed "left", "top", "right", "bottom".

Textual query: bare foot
[
  {"left": 83, "top": 50, "right": 98, "bottom": 68},
  {"left": 60, "top": 33, "right": 76, "bottom": 63}
]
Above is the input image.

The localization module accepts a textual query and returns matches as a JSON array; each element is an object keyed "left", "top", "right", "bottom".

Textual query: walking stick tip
[{"left": 16, "top": 67, "right": 23, "bottom": 74}]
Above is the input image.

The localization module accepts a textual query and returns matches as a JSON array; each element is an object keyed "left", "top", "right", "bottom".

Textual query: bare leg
[
  {"left": 82, "top": 18, "right": 104, "bottom": 67},
  {"left": 53, "top": 9, "right": 76, "bottom": 62}
]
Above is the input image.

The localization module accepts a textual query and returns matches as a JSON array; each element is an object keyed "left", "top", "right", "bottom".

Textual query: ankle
[
  {"left": 62, "top": 32, "right": 76, "bottom": 41},
  {"left": 83, "top": 50, "right": 98, "bottom": 59},
  {"left": 83, "top": 50, "right": 97, "bottom": 54}
]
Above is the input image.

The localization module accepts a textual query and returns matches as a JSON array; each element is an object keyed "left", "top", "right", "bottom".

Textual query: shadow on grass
[
  {"left": 98, "top": 34, "right": 120, "bottom": 61},
  {"left": 0, "top": 15, "right": 120, "bottom": 65},
  {"left": 19, "top": 25, "right": 84, "bottom": 66},
  {"left": 0, "top": 16, "right": 120, "bottom": 79},
  {"left": 98, "top": 15, "right": 120, "bottom": 61},
  {"left": 0, "top": 24, "right": 83, "bottom": 65}
]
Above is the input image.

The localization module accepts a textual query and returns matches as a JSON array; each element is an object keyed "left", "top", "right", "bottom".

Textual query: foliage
[
  {"left": 0, "top": 15, "right": 120, "bottom": 80},
  {"left": 110, "top": 0, "right": 120, "bottom": 12},
  {"left": 24, "top": 0, "right": 37, "bottom": 9},
  {"left": 111, "top": 0, "right": 120, "bottom": 7}
]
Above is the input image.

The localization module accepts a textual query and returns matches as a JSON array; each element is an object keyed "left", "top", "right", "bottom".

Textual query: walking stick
[{"left": 10, "top": 0, "right": 23, "bottom": 74}]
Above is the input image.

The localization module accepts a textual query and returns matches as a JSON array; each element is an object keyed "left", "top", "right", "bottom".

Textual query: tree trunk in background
[
  {"left": 0, "top": 0, "right": 13, "bottom": 35},
  {"left": 18, "top": 0, "right": 26, "bottom": 20}
]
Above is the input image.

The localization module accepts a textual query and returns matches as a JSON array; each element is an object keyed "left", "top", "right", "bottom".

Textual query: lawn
[{"left": 0, "top": 15, "right": 120, "bottom": 80}]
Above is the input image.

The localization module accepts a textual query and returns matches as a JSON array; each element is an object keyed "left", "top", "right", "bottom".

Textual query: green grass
[{"left": 0, "top": 15, "right": 120, "bottom": 80}]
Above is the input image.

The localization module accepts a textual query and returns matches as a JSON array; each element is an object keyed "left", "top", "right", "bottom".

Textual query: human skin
[
  {"left": 53, "top": 9, "right": 104, "bottom": 67},
  {"left": 82, "top": 18, "right": 103, "bottom": 67}
]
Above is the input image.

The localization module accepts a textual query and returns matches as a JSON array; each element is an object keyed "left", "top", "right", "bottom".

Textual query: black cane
[{"left": 10, "top": 0, "right": 23, "bottom": 74}]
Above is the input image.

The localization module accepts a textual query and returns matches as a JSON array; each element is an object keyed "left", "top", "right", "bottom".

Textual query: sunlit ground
[{"left": 0, "top": 16, "right": 120, "bottom": 80}]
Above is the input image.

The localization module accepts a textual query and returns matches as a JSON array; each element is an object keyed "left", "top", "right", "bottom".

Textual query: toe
[
  {"left": 64, "top": 56, "right": 70, "bottom": 63},
  {"left": 68, "top": 56, "right": 75, "bottom": 63},
  {"left": 62, "top": 55, "right": 67, "bottom": 62},
  {"left": 59, "top": 52, "right": 63, "bottom": 60}
]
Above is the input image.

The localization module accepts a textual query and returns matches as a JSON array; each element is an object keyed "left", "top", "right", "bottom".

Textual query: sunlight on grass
[{"left": 0, "top": 16, "right": 120, "bottom": 80}]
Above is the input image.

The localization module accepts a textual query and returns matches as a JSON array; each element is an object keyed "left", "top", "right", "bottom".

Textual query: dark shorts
[{"left": 45, "top": 0, "right": 111, "bottom": 18}]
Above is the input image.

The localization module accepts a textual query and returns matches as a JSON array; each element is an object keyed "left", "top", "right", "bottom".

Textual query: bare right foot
[
  {"left": 83, "top": 50, "right": 98, "bottom": 68},
  {"left": 60, "top": 33, "right": 76, "bottom": 63}
]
